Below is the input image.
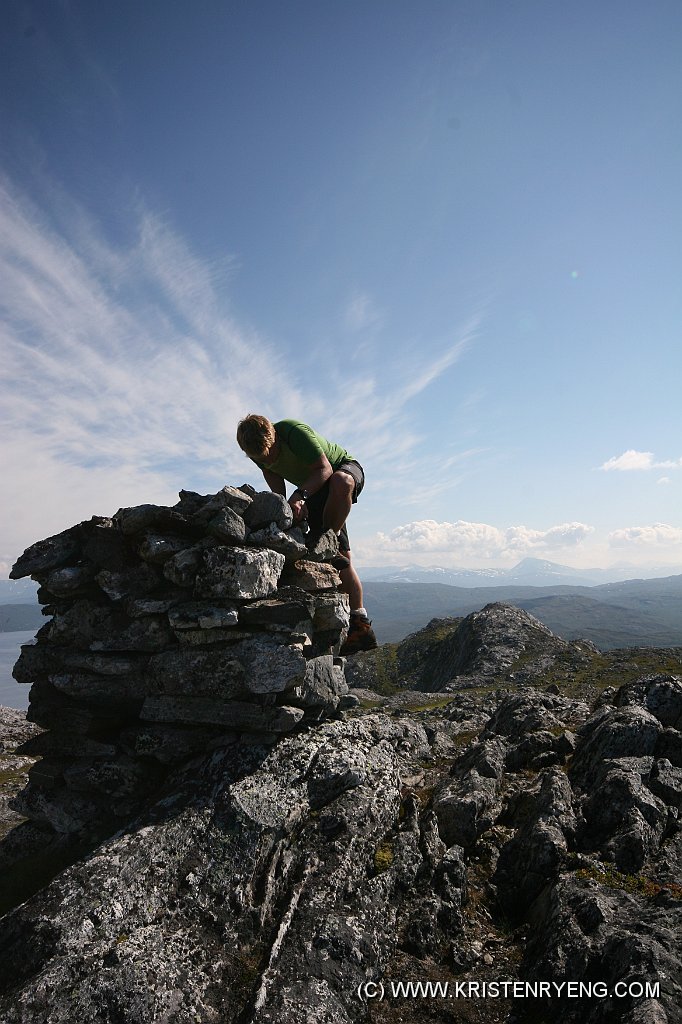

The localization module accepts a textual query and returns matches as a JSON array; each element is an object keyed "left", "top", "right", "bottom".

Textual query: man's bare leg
[
  {"left": 322, "top": 471, "right": 354, "bottom": 533},
  {"left": 339, "top": 550, "right": 363, "bottom": 612}
]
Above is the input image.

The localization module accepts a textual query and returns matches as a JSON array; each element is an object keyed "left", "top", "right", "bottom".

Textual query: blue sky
[{"left": 1, "top": 0, "right": 681, "bottom": 574}]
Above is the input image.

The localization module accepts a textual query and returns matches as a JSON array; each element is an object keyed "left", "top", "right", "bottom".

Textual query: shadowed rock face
[
  {"left": 7, "top": 487, "right": 351, "bottom": 852},
  {"left": 0, "top": 716, "right": 446, "bottom": 1024},
  {"left": 1, "top": 559, "right": 682, "bottom": 1022}
]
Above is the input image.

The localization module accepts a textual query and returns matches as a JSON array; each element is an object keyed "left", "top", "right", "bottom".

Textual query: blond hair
[{"left": 236, "top": 414, "right": 276, "bottom": 459}]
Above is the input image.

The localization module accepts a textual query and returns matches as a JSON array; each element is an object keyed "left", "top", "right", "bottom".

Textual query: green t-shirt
[{"left": 254, "top": 419, "right": 354, "bottom": 486}]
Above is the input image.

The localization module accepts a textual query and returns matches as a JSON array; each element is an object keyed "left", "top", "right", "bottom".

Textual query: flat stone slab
[
  {"left": 140, "top": 697, "right": 304, "bottom": 732},
  {"left": 137, "top": 533, "right": 190, "bottom": 565},
  {"left": 96, "top": 564, "right": 163, "bottom": 600},
  {"left": 312, "top": 592, "right": 350, "bottom": 631},
  {"left": 246, "top": 523, "right": 308, "bottom": 558},
  {"left": 11, "top": 526, "right": 81, "bottom": 579},
  {"left": 114, "top": 504, "right": 191, "bottom": 536},
  {"left": 168, "top": 602, "right": 239, "bottom": 630},
  {"left": 146, "top": 648, "right": 248, "bottom": 698},
  {"left": 48, "top": 672, "right": 148, "bottom": 703},
  {"left": 279, "top": 560, "right": 341, "bottom": 592}
]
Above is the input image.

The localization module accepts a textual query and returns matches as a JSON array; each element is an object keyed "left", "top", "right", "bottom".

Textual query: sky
[{"left": 1, "top": 0, "right": 681, "bottom": 576}]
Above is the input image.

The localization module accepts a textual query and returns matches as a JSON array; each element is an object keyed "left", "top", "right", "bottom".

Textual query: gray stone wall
[{"left": 9, "top": 485, "right": 351, "bottom": 838}]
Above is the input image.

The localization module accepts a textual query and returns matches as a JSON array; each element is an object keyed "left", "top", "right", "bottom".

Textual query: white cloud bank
[
  {"left": 363, "top": 519, "right": 594, "bottom": 561},
  {"left": 609, "top": 524, "right": 682, "bottom": 548},
  {"left": 601, "top": 450, "right": 682, "bottom": 471}
]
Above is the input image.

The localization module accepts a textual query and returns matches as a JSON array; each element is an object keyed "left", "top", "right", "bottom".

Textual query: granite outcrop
[{"left": 1, "top": 575, "right": 681, "bottom": 1022}]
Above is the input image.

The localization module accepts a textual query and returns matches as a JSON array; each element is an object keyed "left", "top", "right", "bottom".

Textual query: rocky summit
[{"left": 0, "top": 509, "right": 681, "bottom": 1023}]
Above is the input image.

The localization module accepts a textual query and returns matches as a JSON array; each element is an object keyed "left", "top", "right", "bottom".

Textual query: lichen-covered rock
[
  {"left": 140, "top": 697, "right": 305, "bottom": 731},
  {"left": 517, "top": 874, "right": 681, "bottom": 1024},
  {"left": 136, "top": 532, "right": 190, "bottom": 564},
  {"left": 0, "top": 715, "right": 449, "bottom": 1024},
  {"left": 304, "top": 529, "right": 340, "bottom": 562},
  {"left": 95, "top": 563, "right": 163, "bottom": 600},
  {"left": 433, "top": 769, "right": 501, "bottom": 849},
  {"left": 185, "top": 484, "right": 253, "bottom": 525},
  {"left": 168, "top": 601, "right": 239, "bottom": 631},
  {"left": 42, "top": 565, "right": 96, "bottom": 595},
  {"left": 570, "top": 706, "right": 663, "bottom": 790},
  {"left": 194, "top": 546, "right": 284, "bottom": 599},
  {"left": 243, "top": 491, "right": 294, "bottom": 531},
  {"left": 279, "top": 560, "right": 341, "bottom": 592},
  {"left": 288, "top": 654, "right": 348, "bottom": 711},
  {"left": 238, "top": 588, "right": 315, "bottom": 627},
  {"left": 312, "top": 592, "right": 351, "bottom": 633},
  {"left": 246, "top": 522, "right": 308, "bottom": 557},
  {"left": 45, "top": 601, "right": 174, "bottom": 652},
  {"left": 494, "top": 768, "right": 577, "bottom": 915},
  {"left": 615, "top": 674, "right": 682, "bottom": 728},
  {"left": 114, "top": 504, "right": 191, "bottom": 536},
  {"left": 8, "top": 498, "right": 682, "bottom": 1024},
  {"left": 206, "top": 506, "right": 248, "bottom": 544}
]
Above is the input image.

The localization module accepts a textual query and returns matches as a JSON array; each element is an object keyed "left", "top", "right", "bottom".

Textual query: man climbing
[{"left": 236, "top": 414, "right": 377, "bottom": 655}]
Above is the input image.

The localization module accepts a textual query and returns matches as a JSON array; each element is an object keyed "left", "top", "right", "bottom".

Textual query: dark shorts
[{"left": 306, "top": 460, "right": 364, "bottom": 553}]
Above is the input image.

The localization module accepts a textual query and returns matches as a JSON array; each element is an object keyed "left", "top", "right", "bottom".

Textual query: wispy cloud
[
  {"left": 358, "top": 519, "right": 594, "bottom": 562},
  {"left": 1, "top": 173, "right": 480, "bottom": 568},
  {"left": 0, "top": 175, "right": 305, "bottom": 560},
  {"left": 321, "top": 314, "right": 480, "bottom": 469},
  {"left": 600, "top": 450, "right": 682, "bottom": 472},
  {"left": 344, "top": 291, "right": 384, "bottom": 333}
]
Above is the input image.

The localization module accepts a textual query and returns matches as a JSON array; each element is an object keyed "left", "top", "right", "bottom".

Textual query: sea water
[{"left": 0, "top": 631, "right": 34, "bottom": 711}]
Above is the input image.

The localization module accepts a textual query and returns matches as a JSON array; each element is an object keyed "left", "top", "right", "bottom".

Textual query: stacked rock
[{"left": 10, "top": 485, "right": 351, "bottom": 839}]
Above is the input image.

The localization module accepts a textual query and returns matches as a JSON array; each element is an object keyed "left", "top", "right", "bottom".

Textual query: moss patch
[
  {"left": 399, "top": 695, "right": 458, "bottom": 714},
  {"left": 576, "top": 864, "right": 682, "bottom": 901},
  {"left": 371, "top": 644, "right": 401, "bottom": 696},
  {"left": 374, "top": 839, "right": 394, "bottom": 873}
]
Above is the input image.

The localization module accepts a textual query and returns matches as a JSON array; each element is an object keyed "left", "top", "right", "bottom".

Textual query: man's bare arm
[
  {"left": 262, "top": 469, "right": 286, "bottom": 495},
  {"left": 288, "top": 454, "right": 334, "bottom": 523},
  {"left": 297, "top": 454, "right": 334, "bottom": 496}
]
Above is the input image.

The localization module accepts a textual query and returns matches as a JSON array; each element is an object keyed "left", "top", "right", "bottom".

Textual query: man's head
[{"left": 236, "top": 414, "right": 276, "bottom": 460}]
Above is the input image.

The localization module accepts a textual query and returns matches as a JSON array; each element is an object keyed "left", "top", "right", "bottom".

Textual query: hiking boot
[
  {"left": 340, "top": 615, "right": 378, "bottom": 655},
  {"left": 330, "top": 552, "right": 350, "bottom": 571}
]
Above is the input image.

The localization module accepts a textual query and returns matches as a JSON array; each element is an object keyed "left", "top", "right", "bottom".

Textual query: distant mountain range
[
  {"left": 0, "top": 605, "right": 44, "bottom": 632},
  {"left": 364, "top": 572, "right": 682, "bottom": 650},
  {"left": 0, "top": 579, "right": 40, "bottom": 604},
  {"left": 359, "top": 556, "right": 682, "bottom": 589}
]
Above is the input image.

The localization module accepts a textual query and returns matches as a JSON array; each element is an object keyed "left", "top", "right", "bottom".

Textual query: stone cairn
[{"left": 10, "top": 485, "right": 352, "bottom": 839}]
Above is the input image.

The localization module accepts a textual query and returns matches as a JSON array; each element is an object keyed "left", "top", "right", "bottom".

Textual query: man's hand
[{"left": 289, "top": 496, "right": 308, "bottom": 524}]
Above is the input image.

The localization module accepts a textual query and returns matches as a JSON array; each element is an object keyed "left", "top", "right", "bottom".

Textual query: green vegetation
[
  {"left": 374, "top": 839, "right": 394, "bottom": 873},
  {"left": 369, "top": 644, "right": 401, "bottom": 695},
  {"left": 509, "top": 647, "right": 682, "bottom": 701},
  {"left": 399, "top": 695, "right": 458, "bottom": 714},
  {"left": 575, "top": 864, "right": 682, "bottom": 901},
  {"left": 0, "top": 764, "right": 29, "bottom": 788},
  {"left": 452, "top": 729, "right": 479, "bottom": 748}
]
